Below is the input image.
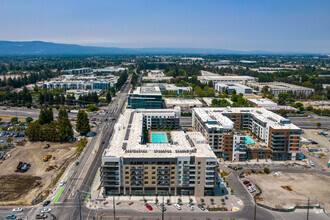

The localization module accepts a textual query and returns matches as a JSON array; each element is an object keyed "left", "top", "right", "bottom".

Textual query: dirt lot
[
  {"left": 0, "top": 141, "right": 76, "bottom": 205},
  {"left": 247, "top": 173, "right": 330, "bottom": 211}
]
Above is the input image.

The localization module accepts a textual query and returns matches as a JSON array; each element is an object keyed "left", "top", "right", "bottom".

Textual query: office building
[
  {"left": 128, "top": 86, "right": 163, "bottom": 109},
  {"left": 247, "top": 99, "right": 277, "bottom": 107},
  {"left": 144, "top": 83, "right": 192, "bottom": 95},
  {"left": 164, "top": 98, "right": 203, "bottom": 109},
  {"left": 248, "top": 82, "right": 314, "bottom": 97},
  {"left": 101, "top": 109, "right": 218, "bottom": 197},
  {"left": 214, "top": 83, "right": 255, "bottom": 95},
  {"left": 63, "top": 68, "right": 91, "bottom": 75},
  {"left": 198, "top": 72, "right": 255, "bottom": 85},
  {"left": 192, "top": 107, "right": 301, "bottom": 161}
]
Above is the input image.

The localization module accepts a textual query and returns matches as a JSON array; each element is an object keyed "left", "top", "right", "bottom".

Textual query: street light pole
[
  {"left": 113, "top": 196, "right": 116, "bottom": 220},
  {"left": 307, "top": 197, "right": 310, "bottom": 220}
]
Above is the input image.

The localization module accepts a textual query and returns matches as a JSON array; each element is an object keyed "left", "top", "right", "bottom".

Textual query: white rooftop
[{"left": 104, "top": 109, "right": 216, "bottom": 159}]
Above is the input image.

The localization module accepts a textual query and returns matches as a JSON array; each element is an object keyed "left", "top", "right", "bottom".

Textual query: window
[
  {"left": 198, "top": 162, "right": 201, "bottom": 165},
  {"left": 179, "top": 161, "right": 182, "bottom": 164},
  {"left": 125, "top": 171, "right": 129, "bottom": 174},
  {"left": 144, "top": 171, "right": 148, "bottom": 174},
  {"left": 198, "top": 172, "right": 201, "bottom": 174},
  {"left": 171, "top": 181, "right": 175, "bottom": 184},
  {"left": 171, "top": 176, "right": 175, "bottom": 179},
  {"left": 198, "top": 167, "right": 201, "bottom": 170},
  {"left": 171, "top": 167, "right": 175, "bottom": 169},
  {"left": 144, "top": 176, "right": 148, "bottom": 179},
  {"left": 125, "top": 176, "right": 129, "bottom": 179},
  {"left": 145, "top": 181, "right": 148, "bottom": 184},
  {"left": 145, "top": 167, "right": 148, "bottom": 169},
  {"left": 152, "top": 176, "right": 156, "bottom": 179},
  {"left": 152, "top": 172, "right": 156, "bottom": 174},
  {"left": 171, "top": 172, "right": 175, "bottom": 174},
  {"left": 125, "top": 166, "right": 129, "bottom": 169},
  {"left": 197, "top": 181, "right": 200, "bottom": 184},
  {"left": 152, "top": 167, "right": 156, "bottom": 169},
  {"left": 197, "top": 176, "right": 200, "bottom": 179},
  {"left": 152, "top": 181, "right": 156, "bottom": 184},
  {"left": 125, "top": 181, "right": 129, "bottom": 184}
]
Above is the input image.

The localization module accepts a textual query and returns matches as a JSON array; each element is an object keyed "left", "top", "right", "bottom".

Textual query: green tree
[
  {"left": 26, "top": 117, "right": 33, "bottom": 123},
  {"left": 76, "top": 110, "right": 90, "bottom": 136},
  {"left": 6, "top": 137, "right": 13, "bottom": 145},
  {"left": 317, "top": 123, "right": 321, "bottom": 129},
  {"left": 10, "top": 117, "right": 18, "bottom": 123},
  {"left": 88, "top": 104, "right": 99, "bottom": 112},
  {"left": 58, "top": 107, "right": 73, "bottom": 142},
  {"left": 106, "top": 92, "right": 112, "bottom": 103},
  {"left": 264, "top": 167, "right": 270, "bottom": 174},
  {"left": 25, "top": 121, "right": 41, "bottom": 141}
]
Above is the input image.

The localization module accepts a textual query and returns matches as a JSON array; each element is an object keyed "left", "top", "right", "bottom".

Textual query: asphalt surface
[{"left": 288, "top": 113, "right": 330, "bottom": 129}]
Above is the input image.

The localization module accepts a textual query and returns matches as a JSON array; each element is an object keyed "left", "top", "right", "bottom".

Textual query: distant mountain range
[{"left": 0, "top": 41, "right": 316, "bottom": 56}]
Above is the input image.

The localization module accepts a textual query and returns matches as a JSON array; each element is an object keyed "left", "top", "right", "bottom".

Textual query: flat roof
[
  {"left": 248, "top": 98, "right": 277, "bottom": 106},
  {"left": 193, "top": 107, "right": 300, "bottom": 130},
  {"left": 248, "top": 82, "right": 314, "bottom": 91},
  {"left": 131, "top": 86, "right": 162, "bottom": 96},
  {"left": 103, "top": 109, "right": 217, "bottom": 159},
  {"left": 164, "top": 98, "right": 202, "bottom": 106}
]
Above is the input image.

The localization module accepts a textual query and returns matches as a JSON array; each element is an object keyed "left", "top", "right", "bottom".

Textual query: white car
[
  {"left": 59, "top": 180, "right": 66, "bottom": 186},
  {"left": 41, "top": 208, "right": 52, "bottom": 213},
  {"left": 174, "top": 203, "right": 182, "bottom": 210},
  {"left": 187, "top": 204, "right": 194, "bottom": 211},
  {"left": 12, "top": 208, "right": 23, "bottom": 212},
  {"left": 248, "top": 186, "right": 256, "bottom": 193},
  {"left": 309, "top": 160, "right": 315, "bottom": 166}
]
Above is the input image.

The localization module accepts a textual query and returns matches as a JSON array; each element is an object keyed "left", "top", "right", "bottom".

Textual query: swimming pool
[
  {"left": 152, "top": 133, "right": 167, "bottom": 143},
  {"left": 245, "top": 136, "right": 255, "bottom": 144}
]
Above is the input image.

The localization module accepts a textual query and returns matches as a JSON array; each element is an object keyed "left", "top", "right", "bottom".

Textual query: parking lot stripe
[{"left": 53, "top": 187, "right": 64, "bottom": 203}]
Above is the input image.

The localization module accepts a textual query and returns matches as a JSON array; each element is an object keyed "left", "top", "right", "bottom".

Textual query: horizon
[{"left": 0, "top": 0, "right": 330, "bottom": 53}]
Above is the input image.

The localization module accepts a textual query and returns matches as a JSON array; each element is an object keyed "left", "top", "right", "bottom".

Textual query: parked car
[
  {"left": 248, "top": 186, "right": 256, "bottom": 193},
  {"left": 145, "top": 204, "right": 153, "bottom": 211},
  {"left": 6, "top": 214, "right": 16, "bottom": 219},
  {"left": 187, "top": 204, "right": 194, "bottom": 211},
  {"left": 174, "top": 203, "right": 182, "bottom": 210},
  {"left": 43, "top": 200, "right": 51, "bottom": 207},
  {"left": 197, "top": 204, "right": 205, "bottom": 211},
  {"left": 156, "top": 203, "right": 166, "bottom": 211},
  {"left": 36, "top": 213, "right": 48, "bottom": 219},
  {"left": 246, "top": 183, "right": 252, "bottom": 187},
  {"left": 243, "top": 180, "right": 250, "bottom": 185},
  {"left": 41, "top": 208, "right": 52, "bottom": 213},
  {"left": 12, "top": 208, "right": 23, "bottom": 212},
  {"left": 59, "top": 180, "right": 66, "bottom": 186},
  {"left": 309, "top": 160, "right": 315, "bottom": 166},
  {"left": 74, "top": 161, "right": 79, "bottom": 166}
]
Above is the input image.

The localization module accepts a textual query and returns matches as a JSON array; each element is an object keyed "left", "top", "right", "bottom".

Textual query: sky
[{"left": 0, "top": 0, "right": 329, "bottom": 53}]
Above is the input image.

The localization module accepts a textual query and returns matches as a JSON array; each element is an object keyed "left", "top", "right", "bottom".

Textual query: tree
[
  {"left": 317, "top": 123, "right": 321, "bottom": 129},
  {"left": 264, "top": 167, "right": 270, "bottom": 174},
  {"left": 6, "top": 137, "right": 13, "bottom": 144},
  {"left": 25, "top": 121, "right": 41, "bottom": 141},
  {"left": 76, "top": 110, "right": 90, "bottom": 136},
  {"left": 10, "top": 117, "right": 18, "bottom": 124},
  {"left": 88, "top": 104, "right": 99, "bottom": 112},
  {"left": 106, "top": 92, "right": 112, "bottom": 103},
  {"left": 58, "top": 107, "right": 73, "bottom": 142},
  {"left": 26, "top": 117, "right": 33, "bottom": 123}
]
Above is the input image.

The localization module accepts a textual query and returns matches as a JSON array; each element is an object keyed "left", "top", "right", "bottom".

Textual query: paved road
[{"left": 289, "top": 113, "right": 330, "bottom": 129}]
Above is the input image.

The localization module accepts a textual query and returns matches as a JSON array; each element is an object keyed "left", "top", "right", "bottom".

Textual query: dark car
[
  {"left": 36, "top": 213, "right": 47, "bottom": 219},
  {"left": 243, "top": 180, "right": 250, "bottom": 185},
  {"left": 6, "top": 215, "right": 17, "bottom": 219},
  {"left": 74, "top": 161, "right": 80, "bottom": 166},
  {"left": 43, "top": 200, "right": 51, "bottom": 207},
  {"left": 197, "top": 204, "right": 205, "bottom": 211}
]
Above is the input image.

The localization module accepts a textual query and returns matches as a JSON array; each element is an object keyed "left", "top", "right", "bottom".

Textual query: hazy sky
[{"left": 0, "top": 0, "right": 329, "bottom": 52}]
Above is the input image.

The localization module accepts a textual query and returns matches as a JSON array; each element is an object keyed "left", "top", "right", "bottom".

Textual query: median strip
[{"left": 53, "top": 187, "right": 64, "bottom": 203}]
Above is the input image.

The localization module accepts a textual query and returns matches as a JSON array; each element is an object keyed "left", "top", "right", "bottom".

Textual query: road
[{"left": 289, "top": 113, "right": 330, "bottom": 129}]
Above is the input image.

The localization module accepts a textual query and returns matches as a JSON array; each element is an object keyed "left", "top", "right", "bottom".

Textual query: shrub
[{"left": 264, "top": 167, "right": 270, "bottom": 174}]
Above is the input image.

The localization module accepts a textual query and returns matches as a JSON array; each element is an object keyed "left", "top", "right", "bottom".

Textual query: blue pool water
[
  {"left": 152, "top": 134, "right": 167, "bottom": 143},
  {"left": 245, "top": 136, "right": 255, "bottom": 144}
]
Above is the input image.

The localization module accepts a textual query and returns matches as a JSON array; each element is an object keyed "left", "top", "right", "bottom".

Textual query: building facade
[
  {"left": 192, "top": 107, "right": 302, "bottom": 161},
  {"left": 128, "top": 86, "right": 163, "bottom": 109},
  {"left": 101, "top": 109, "right": 218, "bottom": 197}
]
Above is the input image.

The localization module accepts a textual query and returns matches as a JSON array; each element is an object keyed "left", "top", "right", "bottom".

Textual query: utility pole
[
  {"left": 162, "top": 195, "right": 164, "bottom": 220},
  {"left": 307, "top": 197, "right": 310, "bottom": 220},
  {"left": 78, "top": 190, "right": 82, "bottom": 220},
  {"left": 113, "top": 196, "right": 116, "bottom": 220},
  {"left": 254, "top": 196, "right": 257, "bottom": 220}
]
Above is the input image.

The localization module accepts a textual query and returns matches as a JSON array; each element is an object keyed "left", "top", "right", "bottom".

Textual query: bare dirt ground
[
  {"left": 0, "top": 141, "right": 77, "bottom": 205},
  {"left": 247, "top": 173, "right": 330, "bottom": 211}
]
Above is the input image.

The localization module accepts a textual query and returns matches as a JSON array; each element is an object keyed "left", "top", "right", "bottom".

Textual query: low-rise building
[
  {"left": 198, "top": 72, "right": 255, "bottom": 85},
  {"left": 192, "top": 107, "right": 301, "bottom": 161},
  {"left": 144, "top": 83, "right": 192, "bottom": 95},
  {"left": 164, "top": 98, "right": 203, "bottom": 108},
  {"left": 248, "top": 82, "right": 314, "bottom": 97},
  {"left": 93, "top": 67, "right": 128, "bottom": 73},
  {"left": 101, "top": 109, "right": 218, "bottom": 197},
  {"left": 128, "top": 86, "right": 163, "bottom": 109},
  {"left": 64, "top": 68, "right": 91, "bottom": 75},
  {"left": 247, "top": 98, "right": 277, "bottom": 107},
  {"left": 214, "top": 83, "right": 255, "bottom": 95}
]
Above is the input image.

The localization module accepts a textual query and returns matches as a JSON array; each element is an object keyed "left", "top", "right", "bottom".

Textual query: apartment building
[
  {"left": 192, "top": 107, "right": 302, "bottom": 161},
  {"left": 101, "top": 109, "right": 218, "bottom": 197}
]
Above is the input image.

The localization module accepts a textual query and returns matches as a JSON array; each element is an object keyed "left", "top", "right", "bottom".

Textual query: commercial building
[
  {"left": 198, "top": 72, "right": 255, "bottom": 85},
  {"left": 93, "top": 67, "right": 128, "bottom": 74},
  {"left": 128, "top": 86, "right": 163, "bottom": 109},
  {"left": 192, "top": 107, "right": 301, "bottom": 161},
  {"left": 214, "top": 83, "right": 255, "bottom": 95},
  {"left": 101, "top": 109, "right": 218, "bottom": 197},
  {"left": 144, "top": 83, "right": 192, "bottom": 95},
  {"left": 247, "top": 99, "right": 277, "bottom": 107},
  {"left": 248, "top": 82, "right": 314, "bottom": 97},
  {"left": 63, "top": 68, "right": 91, "bottom": 75},
  {"left": 143, "top": 70, "right": 172, "bottom": 82},
  {"left": 164, "top": 98, "right": 203, "bottom": 108}
]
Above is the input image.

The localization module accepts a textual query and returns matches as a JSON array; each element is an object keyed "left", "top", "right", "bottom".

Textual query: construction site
[
  {"left": 247, "top": 172, "right": 330, "bottom": 211},
  {"left": 0, "top": 141, "right": 77, "bottom": 205}
]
